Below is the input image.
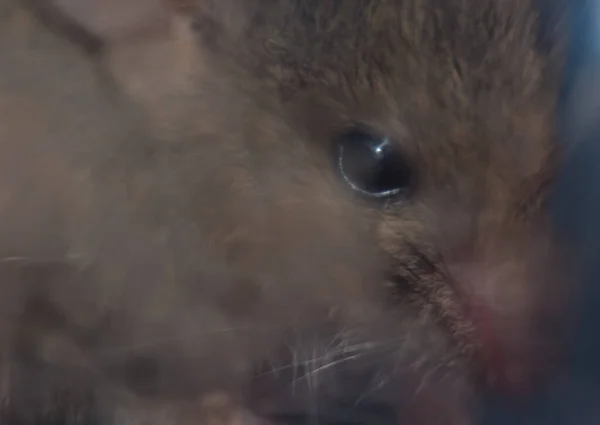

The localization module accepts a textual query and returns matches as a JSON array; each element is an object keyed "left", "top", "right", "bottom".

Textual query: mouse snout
[{"left": 441, "top": 236, "right": 566, "bottom": 396}]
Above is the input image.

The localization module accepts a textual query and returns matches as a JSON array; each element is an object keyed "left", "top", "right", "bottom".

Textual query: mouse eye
[{"left": 334, "top": 129, "right": 414, "bottom": 200}]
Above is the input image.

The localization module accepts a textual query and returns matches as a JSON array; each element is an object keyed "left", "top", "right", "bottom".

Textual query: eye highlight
[{"left": 334, "top": 129, "right": 414, "bottom": 200}]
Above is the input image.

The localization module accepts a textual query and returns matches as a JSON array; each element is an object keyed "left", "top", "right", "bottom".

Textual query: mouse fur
[{"left": 0, "top": 0, "right": 568, "bottom": 424}]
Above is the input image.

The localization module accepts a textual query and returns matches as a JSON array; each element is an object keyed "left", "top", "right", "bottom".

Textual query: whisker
[
  {"left": 295, "top": 352, "right": 367, "bottom": 383},
  {"left": 415, "top": 360, "right": 445, "bottom": 394},
  {"left": 257, "top": 334, "right": 407, "bottom": 380},
  {"left": 354, "top": 369, "right": 390, "bottom": 406},
  {"left": 257, "top": 351, "right": 341, "bottom": 378}
]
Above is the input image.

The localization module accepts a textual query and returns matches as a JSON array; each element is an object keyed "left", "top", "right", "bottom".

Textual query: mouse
[{"left": 0, "top": 0, "right": 569, "bottom": 424}]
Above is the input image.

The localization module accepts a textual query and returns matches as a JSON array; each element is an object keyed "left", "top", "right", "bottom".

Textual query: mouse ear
[
  {"left": 39, "top": 0, "right": 203, "bottom": 140},
  {"left": 38, "top": 0, "right": 252, "bottom": 141},
  {"left": 51, "top": 0, "right": 172, "bottom": 43},
  {"left": 49, "top": 0, "right": 250, "bottom": 43}
]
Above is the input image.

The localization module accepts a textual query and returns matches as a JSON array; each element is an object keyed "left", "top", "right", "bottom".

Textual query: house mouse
[{"left": 0, "top": 0, "right": 568, "bottom": 424}]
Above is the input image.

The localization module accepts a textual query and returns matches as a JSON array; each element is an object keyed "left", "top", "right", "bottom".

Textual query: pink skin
[{"left": 447, "top": 260, "right": 556, "bottom": 396}]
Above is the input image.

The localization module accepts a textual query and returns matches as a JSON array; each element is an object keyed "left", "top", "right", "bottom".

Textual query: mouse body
[{"left": 0, "top": 0, "right": 568, "bottom": 424}]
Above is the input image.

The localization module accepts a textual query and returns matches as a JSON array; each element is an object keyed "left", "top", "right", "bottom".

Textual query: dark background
[{"left": 483, "top": 1, "right": 600, "bottom": 423}]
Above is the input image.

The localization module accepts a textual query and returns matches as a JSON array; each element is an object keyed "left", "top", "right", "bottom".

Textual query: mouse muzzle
[{"left": 442, "top": 229, "right": 568, "bottom": 397}]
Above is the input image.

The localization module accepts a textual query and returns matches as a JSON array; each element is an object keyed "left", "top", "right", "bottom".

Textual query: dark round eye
[{"left": 335, "top": 130, "right": 414, "bottom": 199}]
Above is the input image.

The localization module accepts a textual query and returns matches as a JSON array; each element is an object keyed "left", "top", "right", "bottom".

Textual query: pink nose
[
  {"left": 469, "top": 298, "right": 537, "bottom": 395},
  {"left": 445, "top": 262, "right": 556, "bottom": 396}
]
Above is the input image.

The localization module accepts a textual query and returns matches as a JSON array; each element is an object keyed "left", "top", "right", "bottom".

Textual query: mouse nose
[
  {"left": 467, "top": 297, "right": 556, "bottom": 396},
  {"left": 445, "top": 260, "right": 562, "bottom": 397}
]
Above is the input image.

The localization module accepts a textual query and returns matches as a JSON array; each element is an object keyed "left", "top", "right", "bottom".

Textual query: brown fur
[{"left": 0, "top": 0, "right": 566, "bottom": 424}]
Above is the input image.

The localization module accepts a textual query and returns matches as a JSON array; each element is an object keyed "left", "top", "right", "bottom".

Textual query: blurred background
[{"left": 483, "top": 1, "right": 600, "bottom": 423}]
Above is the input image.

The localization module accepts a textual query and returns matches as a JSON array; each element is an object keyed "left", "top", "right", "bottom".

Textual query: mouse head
[
  {"left": 41, "top": 0, "right": 569, "bottom": 399},
  {"left": 188, "top": 0, "right": 568, "bottom": 393}
]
